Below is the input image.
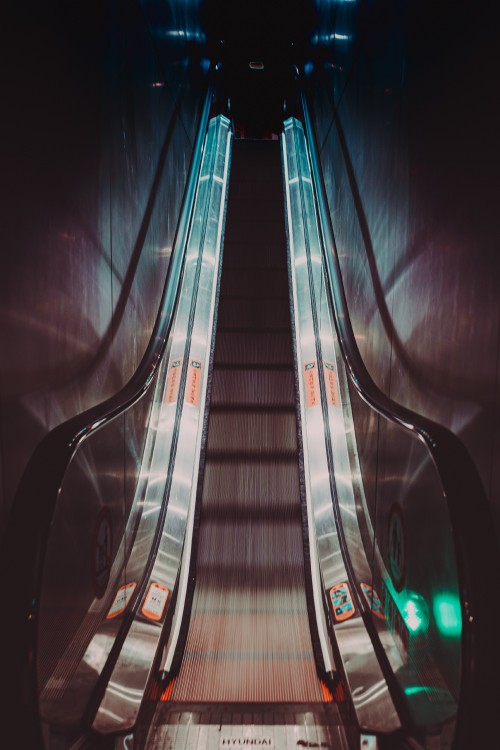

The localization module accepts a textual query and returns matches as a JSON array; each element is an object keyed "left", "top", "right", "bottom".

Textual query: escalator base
[{"left": 146, "top": 702, "right": 356, "bottom": 749}]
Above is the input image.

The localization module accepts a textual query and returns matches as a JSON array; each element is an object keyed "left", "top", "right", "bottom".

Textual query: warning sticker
[
  {"left": 141, "top": 582, "right": 170, "bottom": 622},
  {"left": 330, "top": 582, "right": 355, "bottom": 623},
  {"left": 323, "top": 360, "right": 340, "bottom": 407},
  {"left": 304, "top": 361, "right": 320, "bottom": 408},
  {"left": 186, "top": 360, "right": 202, "bottom": 406},
  {"left": 165, "top": 358, "right": 182, "bottom": 404},
  {"left": 360, "top": 582, "right": 386, "bottom": 621},
  {"left": 106, "top": 582, "right": 137, "bottom": 620}
]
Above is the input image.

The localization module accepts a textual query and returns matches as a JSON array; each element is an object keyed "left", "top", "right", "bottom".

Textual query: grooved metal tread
[
  {"left": 147, "top": 702, "right": 355, "bottom": 750},
  {"left": 170, "top": 138, "right": 323, "bottom": 705}
]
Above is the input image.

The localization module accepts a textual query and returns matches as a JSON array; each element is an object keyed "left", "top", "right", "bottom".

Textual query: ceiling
[{"left": 199, "top": 0, "right": 318, "bottom": 134}]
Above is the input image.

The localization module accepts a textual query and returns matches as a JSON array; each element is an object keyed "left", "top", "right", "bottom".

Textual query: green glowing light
[
  {"left": 404, "top": 686, "right": 444, "bottom": 697},
  {"left": 404, "top": 601, "right": 422, "bottom": 631},
  {"left": 405, "top": 686, "right": 425, "bottom": 697},
  {"left": 401, "top": 592, "right": 429, "bottom": 634},
  {"left": 433, "top": 593, "right": 462, "bottom": 637}
]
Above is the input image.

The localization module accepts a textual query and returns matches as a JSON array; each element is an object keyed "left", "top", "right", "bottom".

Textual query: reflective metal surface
[
  {"left": 282, "top": 118, "right": 400, "bottom": 735},
  {"left": 38, "top": 117, "right": 231, "bottom": 735},
  {"left": 93, "top": 115, "right": 232, "bottom": 733},
  {"left": 287, "top": 109, "right": 472, "bottom": 738},
  {"left": 1, "top": 32, "right": 211, "bottom": 748},
  {"left": 1, "top": 0, "right": 206, "bottom": 546},
  {"left": 146, "top": 703, "right": 353, "bottom": 750},
  {"left": 309, "top": 0, "right": 500, "bottom": 628},
  {"left": 302, "top": 11, "right": 500, "bottom": 740},
  {"left": 5, "top": 4, "right": 498, "bottom": 747},
  {"left": 168, "top": 139, "right": 324, "bottom": 704},
  {"left": 308, "top": 2, "right": 500, "bottom": 521}
]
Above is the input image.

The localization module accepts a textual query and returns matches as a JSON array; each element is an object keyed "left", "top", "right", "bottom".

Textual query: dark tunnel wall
[
  {"left": 2, "top": 0, "right": 499, "bottom": 556},
  {"left": 0, "top": 0, "right": 206, "bottom": 543},
  {"left": 308, "top": 1, "right": 500, "bottom": 538}
]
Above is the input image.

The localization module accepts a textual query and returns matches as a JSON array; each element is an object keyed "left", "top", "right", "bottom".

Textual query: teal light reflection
[
  {"left": 404, "top": 686, "right": 446, "bottom": 697},
  {"left": 433, "top": 592, "right": 462, "bottom": 637},
  {"left": 402, "top": 591, "right": 429, "bottom": 634}
]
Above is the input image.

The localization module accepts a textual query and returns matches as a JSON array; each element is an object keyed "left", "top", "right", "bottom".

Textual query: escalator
[
  {"left": 170, "top": 138, "right": 322, "bottom": 703},
  {"left": 1, "top": 92, "right": 498, "bottom": 750},
  {"left": 143, "top": 136, "right": 354, "bottom": 749}
]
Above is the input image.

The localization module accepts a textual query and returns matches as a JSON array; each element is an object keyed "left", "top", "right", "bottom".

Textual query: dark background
[{"left": 2, "top": 0, "right": 500, "bottom": 563}]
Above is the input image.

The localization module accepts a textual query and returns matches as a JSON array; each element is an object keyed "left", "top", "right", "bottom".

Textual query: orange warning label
[
  {"left": 330, "top": 582, "right": 355, "bottom": 623},
  {"left": 186, "top": 360, "right": 202, "bottom": 406},
  {"left": 304, "top": 361, "right": 320, "bottom": 407},
  {"left": 141, "top": 582, "right": 170, "bottom": 622},
  {"left": 360, "top": 582, "right": 386, "bottom": 621},
  {"left": 165, "top": 358, "right": 182, "bottom": 404},
  {"left": 324, "top": 360, "right": 340, "bottom": 407},
  {"left": 106, "top": 582, "right": 137, "bottom": 619}
]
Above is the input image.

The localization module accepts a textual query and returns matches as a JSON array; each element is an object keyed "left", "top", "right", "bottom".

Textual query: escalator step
[
  {"left": 199, "top": 503, "right": 301, "bottom": 522},
  {"left": 222, "top": 242, "right": 288, "bottom": 269},
  {"left": 214, "top": 331, "right": 294, "bottom": 367},
  {"left": 170, "top": 138, "right": 323, "bottom": 706},
  {"left": 204, "top": 450, "right": 298, "bottom": 463},
  {"left": 216, "top": 297, "right": 292, "bottom": 330},
  {"left": 205, "top": 411, "right": 298, "bottom": 453},
  {"left": 209, "top": 404, "right": 295, "bottom": 414},
  {"left": 219, "top": 267, "right": 289, "bottom": 298},
  {"left": 209, "top": 369, "right": 295, "bottom": 408},
  {"left": 217, "top": 326, "right": 290, "bottom": 334},
  {"left": 224, "top": 219, "right": 285, "bottom": 246},
  {"left": 200, "top": 462, "right": 301, "bottom": 509}
]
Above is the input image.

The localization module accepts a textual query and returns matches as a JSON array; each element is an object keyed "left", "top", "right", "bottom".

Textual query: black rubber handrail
[
  {"left": 301, "top": 89, "right": 500, "bottom": 749},
  {"left": 0, "top": 84, "right": 214, "bottom": 750}
]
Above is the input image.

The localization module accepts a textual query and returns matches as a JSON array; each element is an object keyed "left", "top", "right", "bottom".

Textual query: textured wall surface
[
  {"left": 308, "top": 0, "right": 500, "bottom": 537},
  {"left": 0, "top": 0, "right": 206, "bottom": 541}
]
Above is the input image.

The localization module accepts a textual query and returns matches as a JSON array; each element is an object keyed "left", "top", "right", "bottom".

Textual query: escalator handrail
[
  {"left": 0, "top": 84, "right": 214, "bottom": 748},
  {"left": 301, "top": 90, "right": 500, "bottom": 749}
]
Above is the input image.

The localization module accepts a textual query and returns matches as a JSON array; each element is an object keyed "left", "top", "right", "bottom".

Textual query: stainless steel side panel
[
  {"left": 93, "top": 115, "right": 232, "bottom": 733},
  {"left": 282, "top": 117, "right": 400, "bottom": 734}
]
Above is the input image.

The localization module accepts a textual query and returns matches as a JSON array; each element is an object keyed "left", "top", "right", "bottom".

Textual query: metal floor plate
[{"left": 146, "top": 703, "right": 355, "bottom": 750}]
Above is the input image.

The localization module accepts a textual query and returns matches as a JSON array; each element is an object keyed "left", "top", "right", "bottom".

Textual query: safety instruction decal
[
  {"left": 106, "top": 582, "right": 137, "bottom": 619},
  {"left": 186, "top": 359, "right": 202, "bottom": 406},
  {"left": 360, "top": 582, "right": 385, "bottom": 621},
  {"left": 165, "top": 358, "right": 182, "bottom": 404},
  {"left": 141, "top": 582, "right": 170, "bottom": 622},
  {"left": 330, "top": 582, "right": 355, "bottom": 623},
  {"left": 323, "top": 360, "right": 340, "bottom": 407},
  {"left": 304, "top": 360, "right": 320, "bottom": 408}
]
